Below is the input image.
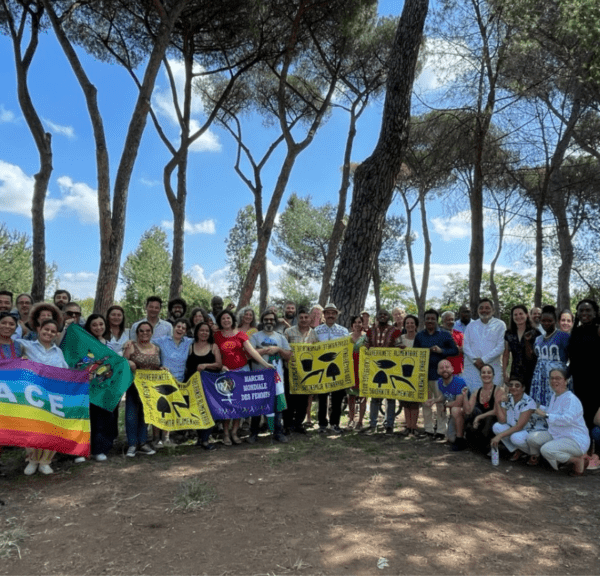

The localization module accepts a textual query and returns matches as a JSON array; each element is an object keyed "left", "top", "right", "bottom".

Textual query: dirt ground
[{"left": 1, "top": 422, "right": 600, "bottom": 576}]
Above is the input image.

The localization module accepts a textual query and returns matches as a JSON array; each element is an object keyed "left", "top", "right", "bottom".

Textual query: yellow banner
[
  {"left": 289, "top": 336, "right": 353, "bottom": 394},
  {"left": 135, "top": 370, "right": 215, "bottom": 430},
  {"left": 359, "top": 347, "right": 429, "bottom": 402}
]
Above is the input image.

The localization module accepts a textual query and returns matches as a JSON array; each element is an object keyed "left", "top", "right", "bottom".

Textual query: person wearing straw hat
[{"left": 314, "top": 302, "right": 349, "bottom": 434}]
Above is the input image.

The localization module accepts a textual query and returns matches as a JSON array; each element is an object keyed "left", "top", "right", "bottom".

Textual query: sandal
[
  {"left": 527, "top": 455, "right": 539, "bottom": 466},
  {"left": 510, "top": 449, "right": 523, "bottom": 462},
  {"left": 586, "top": 453, "right": 600, "bottom": 471},
  {"left": 222, "top": 432, "right": 232, "bottom": 446},
  {"left": 231, "top": 432, "right": 242, "bottom": 445}
]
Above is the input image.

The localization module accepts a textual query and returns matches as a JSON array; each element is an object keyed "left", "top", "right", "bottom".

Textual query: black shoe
[
  {"left": 246, "top": 434, "right": 258, "bottom": 444},
  {"left": 200, "top": 442, "right": 217, "bottom": 451},
  {"left": 385, "top": 427, "right": 394, "bottom": 435},
  {"left": 434, "top": 433, "right": 446, "bottom": 441},
  {"left": 273, "top": 432, "right": 288, "bottom": 443},
  {"left": 451, "top": 437, "right": 467, "bottom": 451},
  {"left": 294, "top": 426, "right": 308, "bottom": 435}
]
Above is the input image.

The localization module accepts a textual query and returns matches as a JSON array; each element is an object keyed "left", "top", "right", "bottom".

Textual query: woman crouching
[{"left": 526, "top": 367, "right": 590, "bottom": 475}]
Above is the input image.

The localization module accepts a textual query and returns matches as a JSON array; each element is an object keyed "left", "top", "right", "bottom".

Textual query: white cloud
[
  {"left": 415, "top": 37, "right": 472, "bottom": 92},
  {"left": 189, "top": 259, "right": 288, "bottom": 300},
  {"left": 431, "top": 211, "right": 472, "bottom": 240},
  {"left": 153, "top": 59, "right": 221, "bottom": 153},
  {"left": 0, "top": 161, "right": 98, "bottom": 223},
  {"left": 58, "top": 271, "right": 98, "bottom": 300},
  {"left": 0, "top": 160, "right": 37, "bottom": 217},
  {"left": 189, "top": 264, "right": 228, "bottom": 295},
  {"left": 162, "top": 218, "right": 216, "bottom": 235},
  {"left": 140, "top": 177, "right": 161, "bottom": 187},
  {"left": 0, "top": 105, "right": 16, "bottom": 123},
  {"left": 55, "top": 176, "right": 99, "bottom": 223},
  {"left": 44, "top": 118, "right": 75, "bottom": 139}
]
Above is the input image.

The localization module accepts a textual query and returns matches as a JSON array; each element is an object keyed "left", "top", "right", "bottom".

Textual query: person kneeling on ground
[
  {"left": 491, "top": 378, "right": 535, "bottom": 461},
  {"left": 526, "top": 367, "right": 591, "bottom": 475},
  {"left": 424, "top": 360, "right": 468, "bottom": 451}
]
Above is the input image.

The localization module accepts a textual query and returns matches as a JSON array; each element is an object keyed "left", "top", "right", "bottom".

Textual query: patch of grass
[
  {"left": 173, "top": 478, "right": 217, "bottom": 512},
  {"left": 267, "top": 442, "right": 312, "bottom": 467},
  {"left": 0, "top": 518, "right": 27, "bottom": 559}
]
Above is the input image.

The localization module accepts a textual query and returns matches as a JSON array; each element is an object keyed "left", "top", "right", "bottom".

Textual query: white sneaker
[
  {"left": 24, "top": 462, "right": 38, "bottom": 476},
  {"left": 94, "top": 454, "right": 107, "bottom": 462},
  {"left": 126, "top": 446, "right": 136, "bottom": 458},
  {"left": 39, "top": 464, "right": 54, "bottom": 475},
  {"left": 74, "top": 456, "right": 86, "bottom": 464}
]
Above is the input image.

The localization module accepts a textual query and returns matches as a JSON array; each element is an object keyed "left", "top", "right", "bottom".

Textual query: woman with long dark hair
[
  {"left": 213, "top": 310, "right": 273, "bottom": 445},
  {"left": 122, "top": 321, "right": 160, "bottom": 457},
  {"left": 81, "top": 314, "right": 119, "bottom": 462},
  {"left": 502, "top": 304, "right": 539, "bottom": 388},
  {"left": 105, "top": 305, "right": 128, "bottom": 355},
  {"left": 184, "top": 322, "right": 223, "bottom": 450}
]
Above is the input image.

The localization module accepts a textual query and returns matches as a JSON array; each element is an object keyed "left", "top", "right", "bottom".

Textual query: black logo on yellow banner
[{"left": 372, "top": 358, "right": 416, "bottom": 390}]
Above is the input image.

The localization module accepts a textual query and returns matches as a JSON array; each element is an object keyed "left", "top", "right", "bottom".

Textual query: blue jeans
[
  {"left": 369, "top": 398, "right": 399, "bottom": 429},
  {"left": 591, "top": 426, "right": 600, "bottom": 446},
  {"left": 125, "top": 384, "right": 147, "bottom": 447}
]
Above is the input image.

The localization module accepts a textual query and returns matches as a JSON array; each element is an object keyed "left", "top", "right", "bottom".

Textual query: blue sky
[{"left": 0, "top": 0, "right": 528, "bottom": 305}]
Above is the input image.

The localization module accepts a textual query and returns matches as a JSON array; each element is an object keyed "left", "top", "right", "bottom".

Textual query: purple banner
[{"left": 201, "top": 369, "right": 276, "bottom": 420}]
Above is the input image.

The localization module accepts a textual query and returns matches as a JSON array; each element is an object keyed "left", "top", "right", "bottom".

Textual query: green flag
[{"left": 61, "top": 324, "right": 132, "bottom": 411}]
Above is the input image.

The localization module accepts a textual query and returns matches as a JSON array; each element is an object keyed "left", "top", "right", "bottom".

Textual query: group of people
[{"left": 1, "top": 287, "right": 599, "bottom": 479}]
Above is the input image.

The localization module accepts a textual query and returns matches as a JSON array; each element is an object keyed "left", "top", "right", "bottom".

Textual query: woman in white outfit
[
  {"left": 526, "top": 367, "right": 590, "bottom": 475},
  {"left": 491, "top": 377, "right": 536, "bottom": 460}
]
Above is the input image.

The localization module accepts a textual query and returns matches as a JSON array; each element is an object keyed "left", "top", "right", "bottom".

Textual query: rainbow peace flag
[{"left": 0, "top": 359, "right": 91, "bottom": 457}]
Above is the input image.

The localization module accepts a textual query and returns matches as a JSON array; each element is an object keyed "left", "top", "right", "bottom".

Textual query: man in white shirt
[
  {"left": 130, "top": 296, "right": 173, "bottom": 340},
  {"left": 463, "top": 298, "right": 506, "bottom": 392},
  {"left": 314, "top": 302, "right": 349, "bottom": 434}
]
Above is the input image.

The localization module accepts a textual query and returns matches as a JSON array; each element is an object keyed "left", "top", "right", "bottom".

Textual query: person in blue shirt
[
  {"left": 414, "top": 309, "right": 459, "bottom": 439},
  {"left": 425, "top": 359, "right": 468, "bottom": 450}
]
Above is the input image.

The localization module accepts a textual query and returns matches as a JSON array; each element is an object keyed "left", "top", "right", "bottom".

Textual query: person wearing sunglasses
[{"left": 490, "top": 378, "right": 536, "bottom": 461}]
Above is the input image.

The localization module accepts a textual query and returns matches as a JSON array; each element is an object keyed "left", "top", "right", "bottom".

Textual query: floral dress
[{"left": 529, "top": 330, "right": 570, "bottom": 408}]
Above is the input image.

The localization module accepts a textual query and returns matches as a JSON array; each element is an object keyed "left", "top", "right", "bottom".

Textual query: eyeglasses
[
  {"left": 66, "top": 311, "right": 81, "bottom": 317},
  {"left": 508, "top": 383, "right": 523, "bottom": 389}
]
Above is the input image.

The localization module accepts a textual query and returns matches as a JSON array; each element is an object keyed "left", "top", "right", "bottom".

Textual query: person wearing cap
[
  {"left": 361, "top": 310, "right": 371, "bottom": 331},
  {"left": 314, "top": 302, "right": 349, "bottom": 434}
]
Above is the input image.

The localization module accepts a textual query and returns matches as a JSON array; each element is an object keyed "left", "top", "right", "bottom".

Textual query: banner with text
[
  {"left": 289, "top": 337, "right": 353, "bottom": 394},
  {"left": 0, "top": 359, "right": 91, "bottom": 456},
  {"left": 61, "top": 324, "right": 133, "bottom": 412},
  {"left": 201, "top": 369, "right": 277, "bottom": 420},
  {"left": 359, "top": 347, "right": 429, "bottom": 402},
  {"left": 134, "top": 370, "right": 214, "bottom": 431}
]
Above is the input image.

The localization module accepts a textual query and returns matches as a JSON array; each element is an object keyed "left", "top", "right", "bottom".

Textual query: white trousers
[{"left": 492, "top": 422, "right": 530, "bottom": 454}]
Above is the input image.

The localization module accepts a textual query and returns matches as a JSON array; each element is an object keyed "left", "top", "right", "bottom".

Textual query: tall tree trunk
[
  {"left": 468, "top": 114, "right": 491, "bottom": 315},
  {"left": 552, "top": 200, "right": 573, "bottom": 310},
  {"left": 238, "top": 148, "right": 300, "bottom": 308},
  {"left": 417, "top": 190, "right": 431, "bottom": 320},
  {"left": 42, "top": 0, "right": 188, "bottom": 315},
  {"left": 259, "top": 260, "right": 269, "bottom": 311},
  {"left": 169, "top": 158, "right": 186, "bottom": 299},
  {"left": 330, "top": 0, "right": 429, "bottom": 326},
  {"left": 5, "top": 2, "right": 51, "bottom": 301},
  {"left": 318, "top": 103, "right": 358, "bottom": 305},
  {"left": 372, "top": 260, "right": 382, "bottom": 312},
  {"left": 532, "top": 191, "right": 543, "bottom": 307}
]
